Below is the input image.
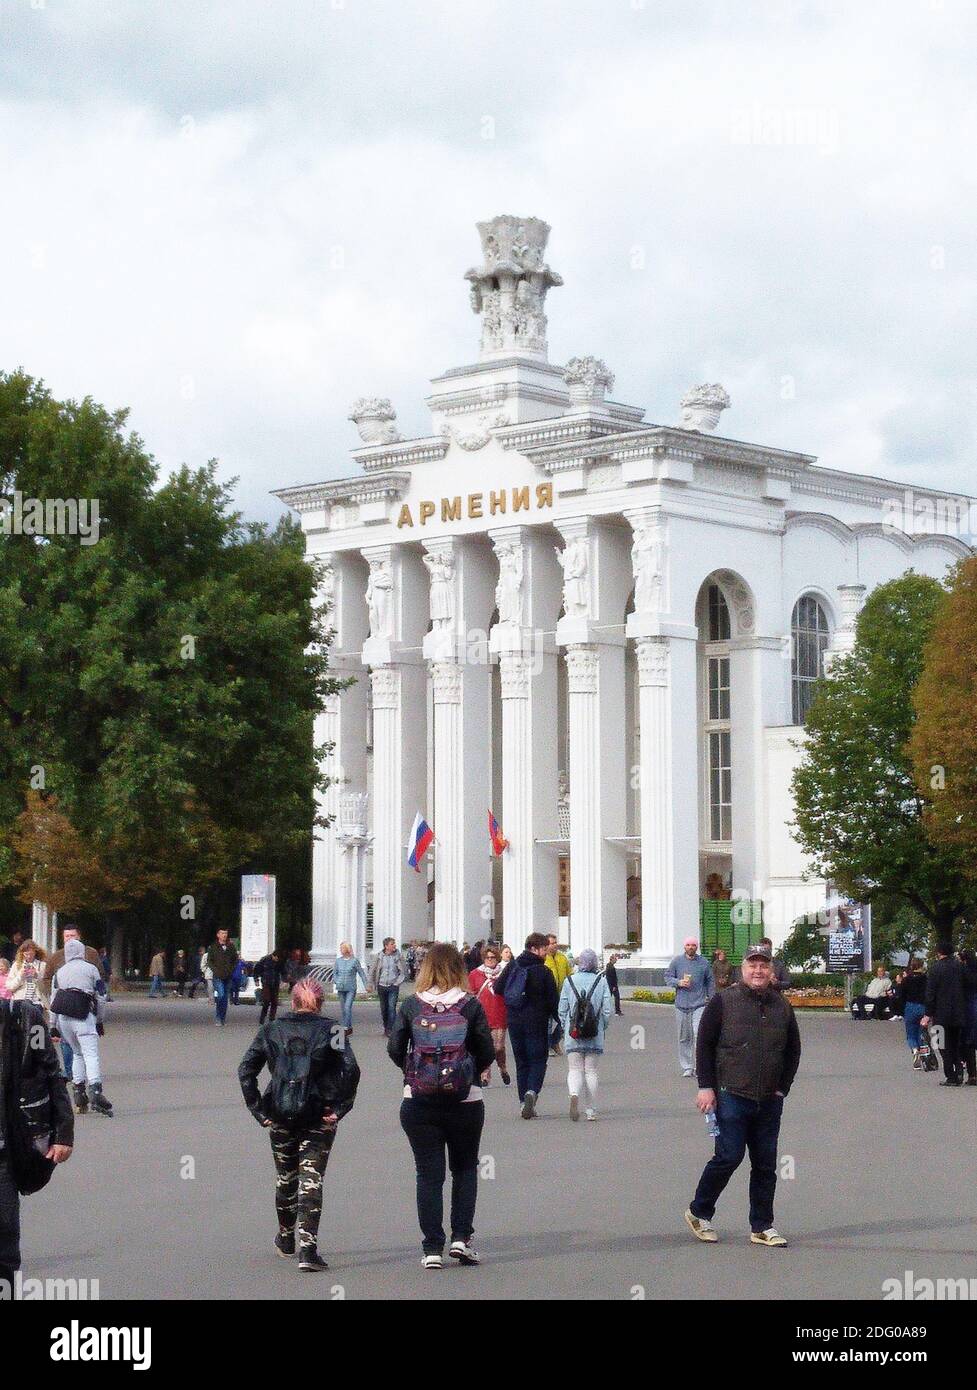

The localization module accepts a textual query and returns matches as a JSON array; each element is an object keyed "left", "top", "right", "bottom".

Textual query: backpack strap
[
  {"left": 565, "top": 976, "right": 582, "bottom": 1003},
  {"left": 583, "top": 972, "right": 604, "bottom": 1004}
]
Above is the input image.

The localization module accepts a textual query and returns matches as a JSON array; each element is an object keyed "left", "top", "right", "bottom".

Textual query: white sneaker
[
  {"left": 750, "top": 1227, "right": 788, "bottom": 1248},
  {"left": 521, "top": 1090, "right": 537, "bottom": 1119},
  {"left": 449, "top": 1239, "right": 480, "bottom": 1265},
  {"left": 422, "top": 1254, "right": 443, "bottom": 1270},
  {"left": 585, "top": 1108, "right": 596, "bottom": 1121},
  {"left": 684, "top": 1209, "right": 718, "bottom": 1242},
  {"left": 682, "top": 1069, "right": 694, "bottom": 1078}
]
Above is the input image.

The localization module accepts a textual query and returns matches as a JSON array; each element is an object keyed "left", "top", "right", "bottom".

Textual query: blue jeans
[
  {"left": 337, "top": 990, "right": 355, "bottom": 1031},
  {"left": 903, "top": 1001, "right": 924, "bottom": 1050},
  {"left": 691, "top": 1090, "right": 784, "bottom": 1232},
  {"left": 149, "top": 974, "right": 164, "bottom": 997},
  {"left": 507, "top": 1014, "right": 550, "bottom": 1100},
  {"left": 60, "top": 1040, "right": 74, "bottom": 1076},
  {"left": 378, "top": 985, "right": 400, "bottom": 1032},
  {"left": 214, "top": 978, "right": 231, "bottom": 1024}
]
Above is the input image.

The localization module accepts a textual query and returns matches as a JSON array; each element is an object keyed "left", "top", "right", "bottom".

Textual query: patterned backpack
[{"left": 406, "top": 997, "right": 475, "bottom": 1102}]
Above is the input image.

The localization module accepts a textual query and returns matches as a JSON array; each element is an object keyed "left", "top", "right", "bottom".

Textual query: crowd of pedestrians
[{"left": 6, "top": 912, "right": 977, "bottom": 1286}]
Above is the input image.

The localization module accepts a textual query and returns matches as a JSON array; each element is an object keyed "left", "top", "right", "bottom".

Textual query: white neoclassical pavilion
[{"left": 276, "top": 215, "right": 969, "bottom": 979}]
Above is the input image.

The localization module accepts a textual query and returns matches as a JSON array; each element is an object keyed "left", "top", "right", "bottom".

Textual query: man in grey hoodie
[
  {"left": 50, "top": 939, "right": 113, "bottom": 1116},
  {"left": 368, "top": 938, "right": 407, "bottom": 1037},
  {"left": 665, "top": 938, "right": 715, "bottom": 1077}
]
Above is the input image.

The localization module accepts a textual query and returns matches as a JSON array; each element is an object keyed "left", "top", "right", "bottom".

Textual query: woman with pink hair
[{"left": 238, "top": 975, "right": 360, "bottom": 1272}]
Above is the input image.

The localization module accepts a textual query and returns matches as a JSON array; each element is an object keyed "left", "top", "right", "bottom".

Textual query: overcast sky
[{"left": 1, "top": 0, "right": 974, "bottom": 523}]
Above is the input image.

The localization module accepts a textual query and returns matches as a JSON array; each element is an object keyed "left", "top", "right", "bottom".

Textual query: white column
[
  {"left": 369, "top": 664, "right": 428, "bottom": 948},
  {"left": 489, "top": 526, "right": 561, "bottom": 941},
  {"left": 337, "top": 793, "right": 372, "bottom": 962},
  {"left": 631, "top": 635, "right": 700, "bottom": 964},
  {"left": 423, "top": 537, "right": 495, "bottom": 945},
  {"left": 311, "top": 553, "right": 369, "bottom": 965},
  {"left": 730, "top": 635, "right": 788, "bottom": 904},
  {"left": 31, "top": 902, "right": 57, "bottom": 956},
  {"left": 556, "top": 519, "right": 631, "bottom": 957},
  {"left": 361, "top": 543, "right": 429, "bottom": 951},
  {"left": 822, "top": 583, "right": 866, "bottom": 675}
]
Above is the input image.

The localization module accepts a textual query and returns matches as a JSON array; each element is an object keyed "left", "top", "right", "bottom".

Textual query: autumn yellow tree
[
  {"left": 10, "top": 792, "right": 129, "bottom": 915},
  {"left": 911, "top": 555, "right": 977, "bottom": 873}
]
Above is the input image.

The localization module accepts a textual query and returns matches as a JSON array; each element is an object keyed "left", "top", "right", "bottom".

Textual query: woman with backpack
[
  {"left": 238, "top": 976, "right": 360, "bottom": 1272},
  {"left": 468, "top": 944, "right": 511, "bottom": 1086},
  {"left": 557, "top": 949, "right": 613, "bottom": 1122},
  {"left": 388, "top": 942, "right": 495, "bottom": 1270}
]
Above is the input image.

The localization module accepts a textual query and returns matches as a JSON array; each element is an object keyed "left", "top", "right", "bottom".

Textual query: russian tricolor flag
[
  {"left": 488, "top": 809, "right": 509, "bottom": 856},
  {"left": 407, "top": 812, "right": 434, "bottom": 871}
]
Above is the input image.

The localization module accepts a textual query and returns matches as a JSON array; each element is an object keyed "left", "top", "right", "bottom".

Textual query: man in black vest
[{"left": 685, "top": 942, "right": 801, "bottom": 1248}]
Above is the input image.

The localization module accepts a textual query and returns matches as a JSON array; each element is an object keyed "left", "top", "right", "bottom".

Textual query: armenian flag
[
  {"left": 407, "top": 812, "right": 434, "bottom": 871},
  {"left": 488, "top": 809, "right": 509, "bottom": 856}
]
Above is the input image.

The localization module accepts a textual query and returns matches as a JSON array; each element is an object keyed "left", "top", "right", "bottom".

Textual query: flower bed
[{"left": 784, "top": 987, "right": 845, "bottom": 1010}]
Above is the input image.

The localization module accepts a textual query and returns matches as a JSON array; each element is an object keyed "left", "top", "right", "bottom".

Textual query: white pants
[
  {"left": 566, "top": 1052, "right": 599, "bottom": 1108},
  {"left": 57, "top": 1013, "right": 101, "bottom": 1085},
  {"left": 676, "top": 1006, "right": 705, "bottom": 1073}
]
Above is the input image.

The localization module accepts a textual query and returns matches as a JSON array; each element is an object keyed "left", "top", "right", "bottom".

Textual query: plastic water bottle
[{"left": 705, "top": 1108, "right": 720, "bottom": 1139}]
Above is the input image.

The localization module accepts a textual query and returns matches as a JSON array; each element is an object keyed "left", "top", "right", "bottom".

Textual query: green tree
[
  {"left": 791, "top": 573, "right": 974, "bottom": 943},
  {"left": 0, "top": 370, "right": 340, "bottom": 945},
  {"left": 910, "top": 555, "right": 977, "bottom": 872}
]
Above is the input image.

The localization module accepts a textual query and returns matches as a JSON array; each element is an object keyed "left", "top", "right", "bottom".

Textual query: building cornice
[
  {"left": 273, "top": 472, "right": 411, "bottom": 513},
  {"left": 525, "top": 425, "right": 816, "bottom": 476},
  {"left": 352, "top": 437, "right": 450, "bottom": 474}
]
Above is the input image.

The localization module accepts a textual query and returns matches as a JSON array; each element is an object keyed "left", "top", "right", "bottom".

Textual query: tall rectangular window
[
  {"left": 709, "top": 729, "right": 732, "bottom": 842},
  {"left": 708, "top": 656, "right": 730, "bottom": 721}
]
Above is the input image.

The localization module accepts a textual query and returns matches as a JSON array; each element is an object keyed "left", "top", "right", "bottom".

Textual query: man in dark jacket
[
  {"left": 922, "top": 943, "right": 967, "bottom": 1086},
  {"left": 494, "top": 932, "right": 559, "bottom": 1119},
  {"left": 685, "top": 942, "right": 801, "bottom": 1248},
  {"left": 206, "top": 930, "right": 239, "bottom": 1028},
  {"left": 253, "top": 949, "right": 286, "bottom": 1025},
  {"left": 0, "top": 999, "right": 74, "bottom": 1290}
]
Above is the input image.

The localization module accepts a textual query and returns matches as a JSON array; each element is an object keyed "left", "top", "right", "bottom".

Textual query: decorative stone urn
[
  {"left": 678, "top": 383, "right": 731, "bottom": 432},
  {"left": 563, "top": 356, "right": 615, "bottom": 411},
  {"left": 349, "top": 398, "right": 402, "bottom": 446}
]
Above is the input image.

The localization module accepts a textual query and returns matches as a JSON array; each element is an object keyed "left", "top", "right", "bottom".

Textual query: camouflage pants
[{"left": 269, "top": 1124, "right": 336, "bottom": 1251}]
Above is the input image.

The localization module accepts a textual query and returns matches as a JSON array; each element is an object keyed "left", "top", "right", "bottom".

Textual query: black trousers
[
  {"left": 0, "top": 1156, "right": 20, "bottom": 1286},
  {"left": 851, "top": 995, "right": 891, "bottom": 1020},
  {"left": 400, "top": 1099, "right": 484, "bottom": 1254},
  {"left": 939, "top": 1025, "right": 964, "bottom": 1082},
  {"left": 259, "top": 994, "right": 279, "bottom": 1024}
]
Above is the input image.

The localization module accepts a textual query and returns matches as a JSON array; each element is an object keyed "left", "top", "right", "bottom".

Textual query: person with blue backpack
[
  {"left": 557, "top": 949, "right": 613, "bottom": 1121},
  {"left": 493, "top": 932, "right": 559, "bottom": 1119},
  {"left": 388, "top": 942, "right": 495, "bottom": 1270},
  {"left": 238, "top": 975, "right": 360, "bottom": 1272}
]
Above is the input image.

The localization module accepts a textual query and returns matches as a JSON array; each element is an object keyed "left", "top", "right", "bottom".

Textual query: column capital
[
  {"left": 499, "top": 651, "right": 531, "bottom": 699},
  {"left": 564, "top": 642, "right": 599, "bottom": 694},
  {"left": 635, "top": 635, "right": 669, "bottom": 687},
  {"left": 369, "top": 666, "right": 401, "bottom": 708},
  {"left": 430, "top": 660, "right": 463, "bottom": 704}
]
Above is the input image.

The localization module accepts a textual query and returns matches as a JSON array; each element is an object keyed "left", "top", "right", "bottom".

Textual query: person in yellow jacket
[{"left": 544, "top": 935, "right": 572, "bottom": 1055}]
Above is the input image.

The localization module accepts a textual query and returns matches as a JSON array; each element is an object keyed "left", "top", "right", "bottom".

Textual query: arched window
[
  {"left": 704, "top": 584, "right": 732, "bottom": 842},
  {"left": 791, "top": 596, "right": 830, "bottom": 725}
]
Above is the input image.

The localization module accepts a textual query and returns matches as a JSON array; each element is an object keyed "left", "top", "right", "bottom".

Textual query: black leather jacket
[
  {"left": 238, "top": 1011, "right": 360, "bottom": 1128},
  {"left": 1, "top": 1000, "right": 74, "bottom": 1154}
]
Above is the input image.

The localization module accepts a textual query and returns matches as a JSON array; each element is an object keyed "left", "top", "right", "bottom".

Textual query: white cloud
[{"left": 0, "top": 0, "right": 974, "bottom": 522}]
